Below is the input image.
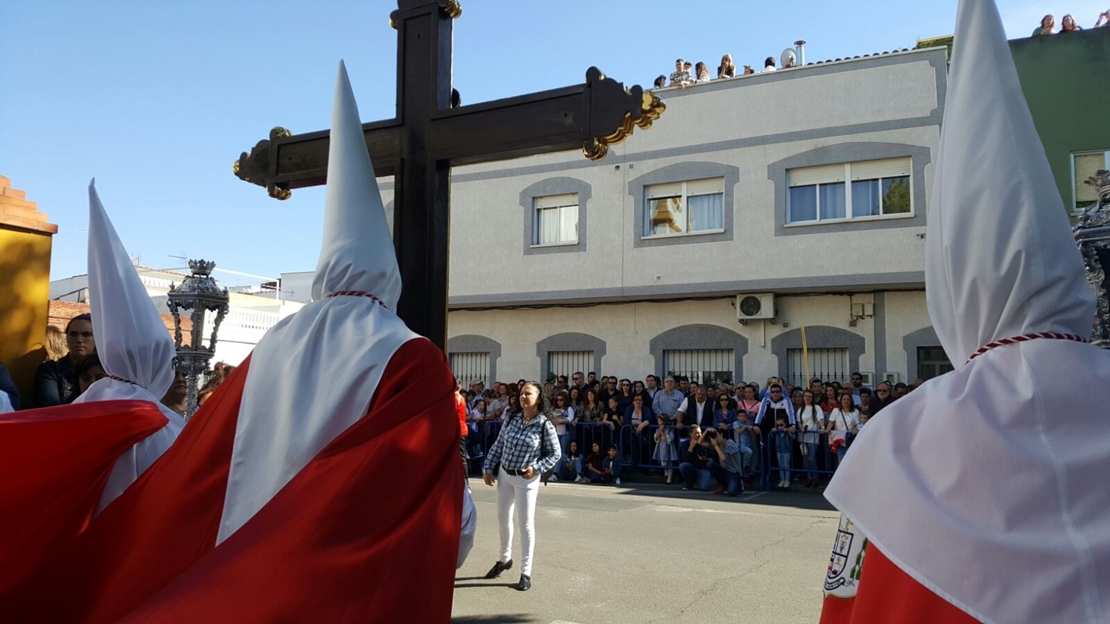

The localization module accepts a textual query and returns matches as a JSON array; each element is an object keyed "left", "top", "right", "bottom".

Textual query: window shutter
[
  {"left": 788, "top": 163, "right": 846, "bottom": 187},
  {"left": 850, "top": 158, "right": 911, "bottom": 181},
  {"left": 685, "top": 177, "right": 725, "bottom": 196},
  {"left": 645, "top": 182, "right": 684, "bottom": 199},
  {"left": 534, "top": 193, "right": 578, "bottom": 210}
]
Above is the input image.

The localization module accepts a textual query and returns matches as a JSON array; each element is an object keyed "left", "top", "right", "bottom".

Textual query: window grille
[
  {"left": 663, "top": 349, "right": 735, "bottom": 386},
  {"left": 786, "top": 348, "right": 850, "bottom": 388},
  {"left": 449, "top": 352, "right": 491, "bottom": 387}
]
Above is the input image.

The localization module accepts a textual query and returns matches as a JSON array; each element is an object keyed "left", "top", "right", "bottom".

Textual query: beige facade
[{"left": 351, "top": 48, "right": 952, "bottom": 386}]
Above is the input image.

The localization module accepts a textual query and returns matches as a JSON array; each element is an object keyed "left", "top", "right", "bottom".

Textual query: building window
[
  {"left": 787, "top": 158, "right": 912, "bottom": 225},
  {"left": 533, "top": 193, "right": 578, "bottom": 246},
  {"left": 786, "top": 347, "right": 850, "bottom": 388},
  {"left": 1073, "top": 150, "right": 1110, "bottom": 213},
  {"left": 663, "top": 349, "right": 735, "bottom": 386},
  {"left": 916, "top": 347, "right": 953, "bottom": 381},
  {"left": 547, "top": 350, "right": 593, "bottom": 378},
  {"left": 643, "top": 178, "right": 725, "bottom": 237},
  {"left": 449, "top": 352, "right": 491, "bottom": 387}
]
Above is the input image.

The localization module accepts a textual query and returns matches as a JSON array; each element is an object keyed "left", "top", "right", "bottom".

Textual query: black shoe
[
  {"left": 516, "top": 574, "right": 531, "bottom": 591},
  {"left": 485, "top": 559, "right": 513, "bottom": 579}
]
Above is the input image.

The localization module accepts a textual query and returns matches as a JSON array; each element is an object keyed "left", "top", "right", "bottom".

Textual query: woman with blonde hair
[
  {"left": 45, "top": 325, "right": 68, "bottom": 362},
  {"left": 717, "top": 53, "right": 737, "bottom": 79}
]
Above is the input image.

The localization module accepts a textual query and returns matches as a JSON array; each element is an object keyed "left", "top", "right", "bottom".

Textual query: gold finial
[
  {"left": 439, "top": 0, "right": 462, "bottom": 18},
  {"left": 268, "top": 185, "right": 292, "bottom": 200}
]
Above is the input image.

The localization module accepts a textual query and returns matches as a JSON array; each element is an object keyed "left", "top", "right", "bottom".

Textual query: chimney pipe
[{"left": 794, "top": 40, "right": 807, "bottom": 66}]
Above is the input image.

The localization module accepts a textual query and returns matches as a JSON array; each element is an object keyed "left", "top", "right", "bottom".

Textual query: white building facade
[
  {"left": 50, "top": 267, "right": 303, "bottom": 365},
  {"left": 288, "top": 47, "right": 954, "bottom": 389},
  {"left": 440, "top": 47, "right": 951, "bottom": 388}
]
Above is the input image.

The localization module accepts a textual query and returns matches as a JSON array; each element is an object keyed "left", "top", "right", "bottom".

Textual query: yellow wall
[{"left": 0, "top": 227, "right": 53, "bottom": 402}]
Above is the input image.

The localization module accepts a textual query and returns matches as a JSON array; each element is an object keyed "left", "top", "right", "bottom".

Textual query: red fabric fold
[
  {"left": 0, "top": 400, "right": 168, "bottom": 594},
  {"left": 4, "top": 339, "right": 463, "bottom": 624},
  {"left": 820, "top": 546, "right": 979, "bottom": 624}
]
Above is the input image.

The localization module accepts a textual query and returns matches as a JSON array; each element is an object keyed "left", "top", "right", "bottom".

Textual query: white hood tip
[
  {"left": 924, "top": 0, "right": 1095, "bottom": 366},
  {"left": 310, "top": 60, "right": 402, "bottom": 308},
  {"left": 86, "top": 179, "right": 176, "bottom": 399}
]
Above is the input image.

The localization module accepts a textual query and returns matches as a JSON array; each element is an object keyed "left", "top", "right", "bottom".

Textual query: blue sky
[{"left": 2, "top": 0, "right": 1100, "bottom": 284}]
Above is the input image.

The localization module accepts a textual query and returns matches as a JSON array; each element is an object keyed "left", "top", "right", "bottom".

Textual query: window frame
[
  {"left": 531, "top": 193, "right": 580, "bottom": 248},
  {"left": 1071, "top": 149, "right": 1110, "bottom": 214},
  {"left": 786, "top": 158, "right": 914, "bottom": 227},
  {"left": 642, "top": 177, "right": 727, "bottom": 239}
]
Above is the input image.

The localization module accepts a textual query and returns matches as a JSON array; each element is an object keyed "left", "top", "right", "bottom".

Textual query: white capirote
[
  {"left": 825, "top": 1, "right": 1110, "bottom": 622},
  {"left": 78, "top": 181, "right": 184, "bottom": 514}
]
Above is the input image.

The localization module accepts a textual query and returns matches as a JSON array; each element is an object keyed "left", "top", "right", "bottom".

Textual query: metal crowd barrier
[{"left": 462, "top": 418, "right": 854, "bottom": 492}]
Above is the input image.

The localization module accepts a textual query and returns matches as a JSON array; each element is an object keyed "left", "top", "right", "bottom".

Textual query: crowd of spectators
[
  {"left": 651, "top": 13, "right": 1110, "bottom": 92},
  {"left": 1032, "top": 10, "right": 1110, "bottom": 34},
  {"left": 655, "top": 52, "right": 788, "bottom": 90},
  {"left": 459, "top": 371, "right": 925, "bottom": 495},
  {"left": 0, "top": 313, "right": 234, "bottom": 419}
]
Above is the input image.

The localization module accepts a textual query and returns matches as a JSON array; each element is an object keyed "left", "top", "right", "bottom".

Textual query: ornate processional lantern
[
  {"left": 1074, "top": 169, "right": 1110, "bottom": 348},
  {"left": 167, "top": 259, "right": 230, "bottom": 420}
]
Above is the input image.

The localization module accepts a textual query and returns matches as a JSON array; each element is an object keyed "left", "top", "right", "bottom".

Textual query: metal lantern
[
  {"left": 167, "top": 259, "right": 230, "bottom": 420},
  {"left": 1074, "top": 169, "right": 1110, "bottom": 348}
]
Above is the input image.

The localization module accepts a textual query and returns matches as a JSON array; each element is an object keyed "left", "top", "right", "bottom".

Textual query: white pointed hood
[
  {"left": 825, "top": 1, "right": 1110, "bottom": 622},
  {"left": 925, "top": 0, "right": 1094, "bottom": 364},
  {"left": 84, "top": 180, "right": 177, "bottom": 398},
  {"left": 217, "top": 62, "right": 418, "bottom": 544},
  {"left": 77, "top": 180, "right": 184, "bottom": 512},
  {"left": 311, "top": 60, "right": 401, "bottom": 307}
]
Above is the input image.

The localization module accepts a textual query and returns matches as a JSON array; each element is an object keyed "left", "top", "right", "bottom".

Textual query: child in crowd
[
  {"left": 652, "top": 415, "right": 678, "bottom": 484},
  {"left": 732, "top": 410, "right": 758, "bottom": 477},
  {"left": 75, "top": 353, "right": 107, "bottom": 396},
  {"left": 772, "top": 416, "right": 793, "bottom": 488},
  {"left": 594, "top": 444, "right": 623, "bottom": 485},
  {"left": 553, "top": 440, "right": 585, "bottom": 483},
  {"left": 585, "top": 442, "right": 605, "bottom": 483}
]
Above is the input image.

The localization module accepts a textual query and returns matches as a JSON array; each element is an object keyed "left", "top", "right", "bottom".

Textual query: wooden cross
[{"left": 233, "top": 0, "right": 664, "bottom": 348}]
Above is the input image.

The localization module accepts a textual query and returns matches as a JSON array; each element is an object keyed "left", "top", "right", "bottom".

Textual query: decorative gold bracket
[
  {"left": 233, "top": 126, "right": 292, "bottom": 200},
  {"left": 581, "top": 67, "right": 666, "bottom": 161}
]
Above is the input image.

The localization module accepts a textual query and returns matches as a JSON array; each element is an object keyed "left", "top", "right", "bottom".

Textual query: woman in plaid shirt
[{"left": 481, "top": 381, "right": 561, "bottom": 591}]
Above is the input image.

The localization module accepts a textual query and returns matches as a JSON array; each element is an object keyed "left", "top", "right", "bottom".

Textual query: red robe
[
  {"left": 821, "top": 547, "right": 979, "bottom": 624},
  {"left": 2, "top": 338, "right": 463, "bottom": 623},
  {"left": 0, "top": 401, "right": 167, "bottom": 595}
]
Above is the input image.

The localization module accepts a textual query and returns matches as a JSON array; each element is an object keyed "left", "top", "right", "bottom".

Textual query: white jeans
[{"left": 497, "top": 466, "right": 540, "bottom": 576}]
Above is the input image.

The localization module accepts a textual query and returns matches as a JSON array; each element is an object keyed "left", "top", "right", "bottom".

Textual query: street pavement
[{"left": 453, "top": 480, "right": 839, "bottom": 624}]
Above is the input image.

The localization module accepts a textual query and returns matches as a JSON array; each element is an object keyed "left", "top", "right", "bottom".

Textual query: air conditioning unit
[
  {"left": 859, "top": 372, "right": 875, "bottom": 387},
  {"left": 736, "top": 293, "right": 775, "bottom": 321}
]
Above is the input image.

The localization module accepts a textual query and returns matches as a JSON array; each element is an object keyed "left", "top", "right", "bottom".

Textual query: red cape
[
  {"left": 0, "top": 401, "right": 168, "bottom": 594},
  {"left": 821, "top": 546, "right": 978, "bottom": 624},
  {"left": 2, "top": 338, "right": 464, "bottom": 623}
]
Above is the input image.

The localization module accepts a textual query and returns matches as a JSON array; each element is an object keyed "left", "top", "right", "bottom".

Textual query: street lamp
[
  {"left": 167, "top": 259, "right": 230, "bottom": 420},
  {"left": 1074, "top": 169, "right": 1110, "bottom": 348}
]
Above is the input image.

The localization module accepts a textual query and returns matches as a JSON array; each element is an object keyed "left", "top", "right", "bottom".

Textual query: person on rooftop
[
  {"left": 1032, "top": 13, "right": 1054, "bottom": 35},
  {"left": 1060, "top": 14, "right": 1082, "bottom": 32},
  {"left": 718, "top": 53, "right": 736, "bottom": 78},
  {"left": 762, "top": 56, "right": 777, "bottom": 72}
]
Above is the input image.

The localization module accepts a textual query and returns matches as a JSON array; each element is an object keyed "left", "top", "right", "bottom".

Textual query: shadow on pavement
[
  {"left": 610, "top": 481, "right": 837, "bottom": 512},
  {"left": 452, "top": 615, "right": 537, "bottom": 623},
  {"left": 454, "top": 581, "right": 518, "bottom": 589}
]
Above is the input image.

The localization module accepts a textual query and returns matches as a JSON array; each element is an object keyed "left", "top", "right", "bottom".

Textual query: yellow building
[{"left": 0, "top": 175, "right": 57, "bottom": 405}]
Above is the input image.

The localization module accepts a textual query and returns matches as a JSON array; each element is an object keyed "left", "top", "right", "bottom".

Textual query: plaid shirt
[
  {"left": 483, "top": 413, "right": 561, "bottom": 474},
  {"left": 653, "top": 388, "right": 685, "bottom": 418}
]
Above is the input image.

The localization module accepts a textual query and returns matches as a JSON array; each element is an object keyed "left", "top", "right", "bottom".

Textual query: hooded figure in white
[
  {"left": 78, "top": 181, "right": 185, "bottom": 513},
  {"left": 823, "top": 0, "right": 1110, "bottom": 622},
  {"left": 216, "top": 61, "right": 475, "bottom": 564}
]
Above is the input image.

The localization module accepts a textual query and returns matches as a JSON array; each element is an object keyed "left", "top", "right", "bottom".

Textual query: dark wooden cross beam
[{"left": 233, "top": 0, "right": 664, "bottom": 348}]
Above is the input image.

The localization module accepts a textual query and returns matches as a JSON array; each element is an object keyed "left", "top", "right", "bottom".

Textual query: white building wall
[{"left": 447, "top": 292, "right": 937, "bottom": 385}]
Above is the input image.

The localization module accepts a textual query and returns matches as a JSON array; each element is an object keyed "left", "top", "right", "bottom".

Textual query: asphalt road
[{"left": 453, "top": 480, "right": 839, "bottom": 624}]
